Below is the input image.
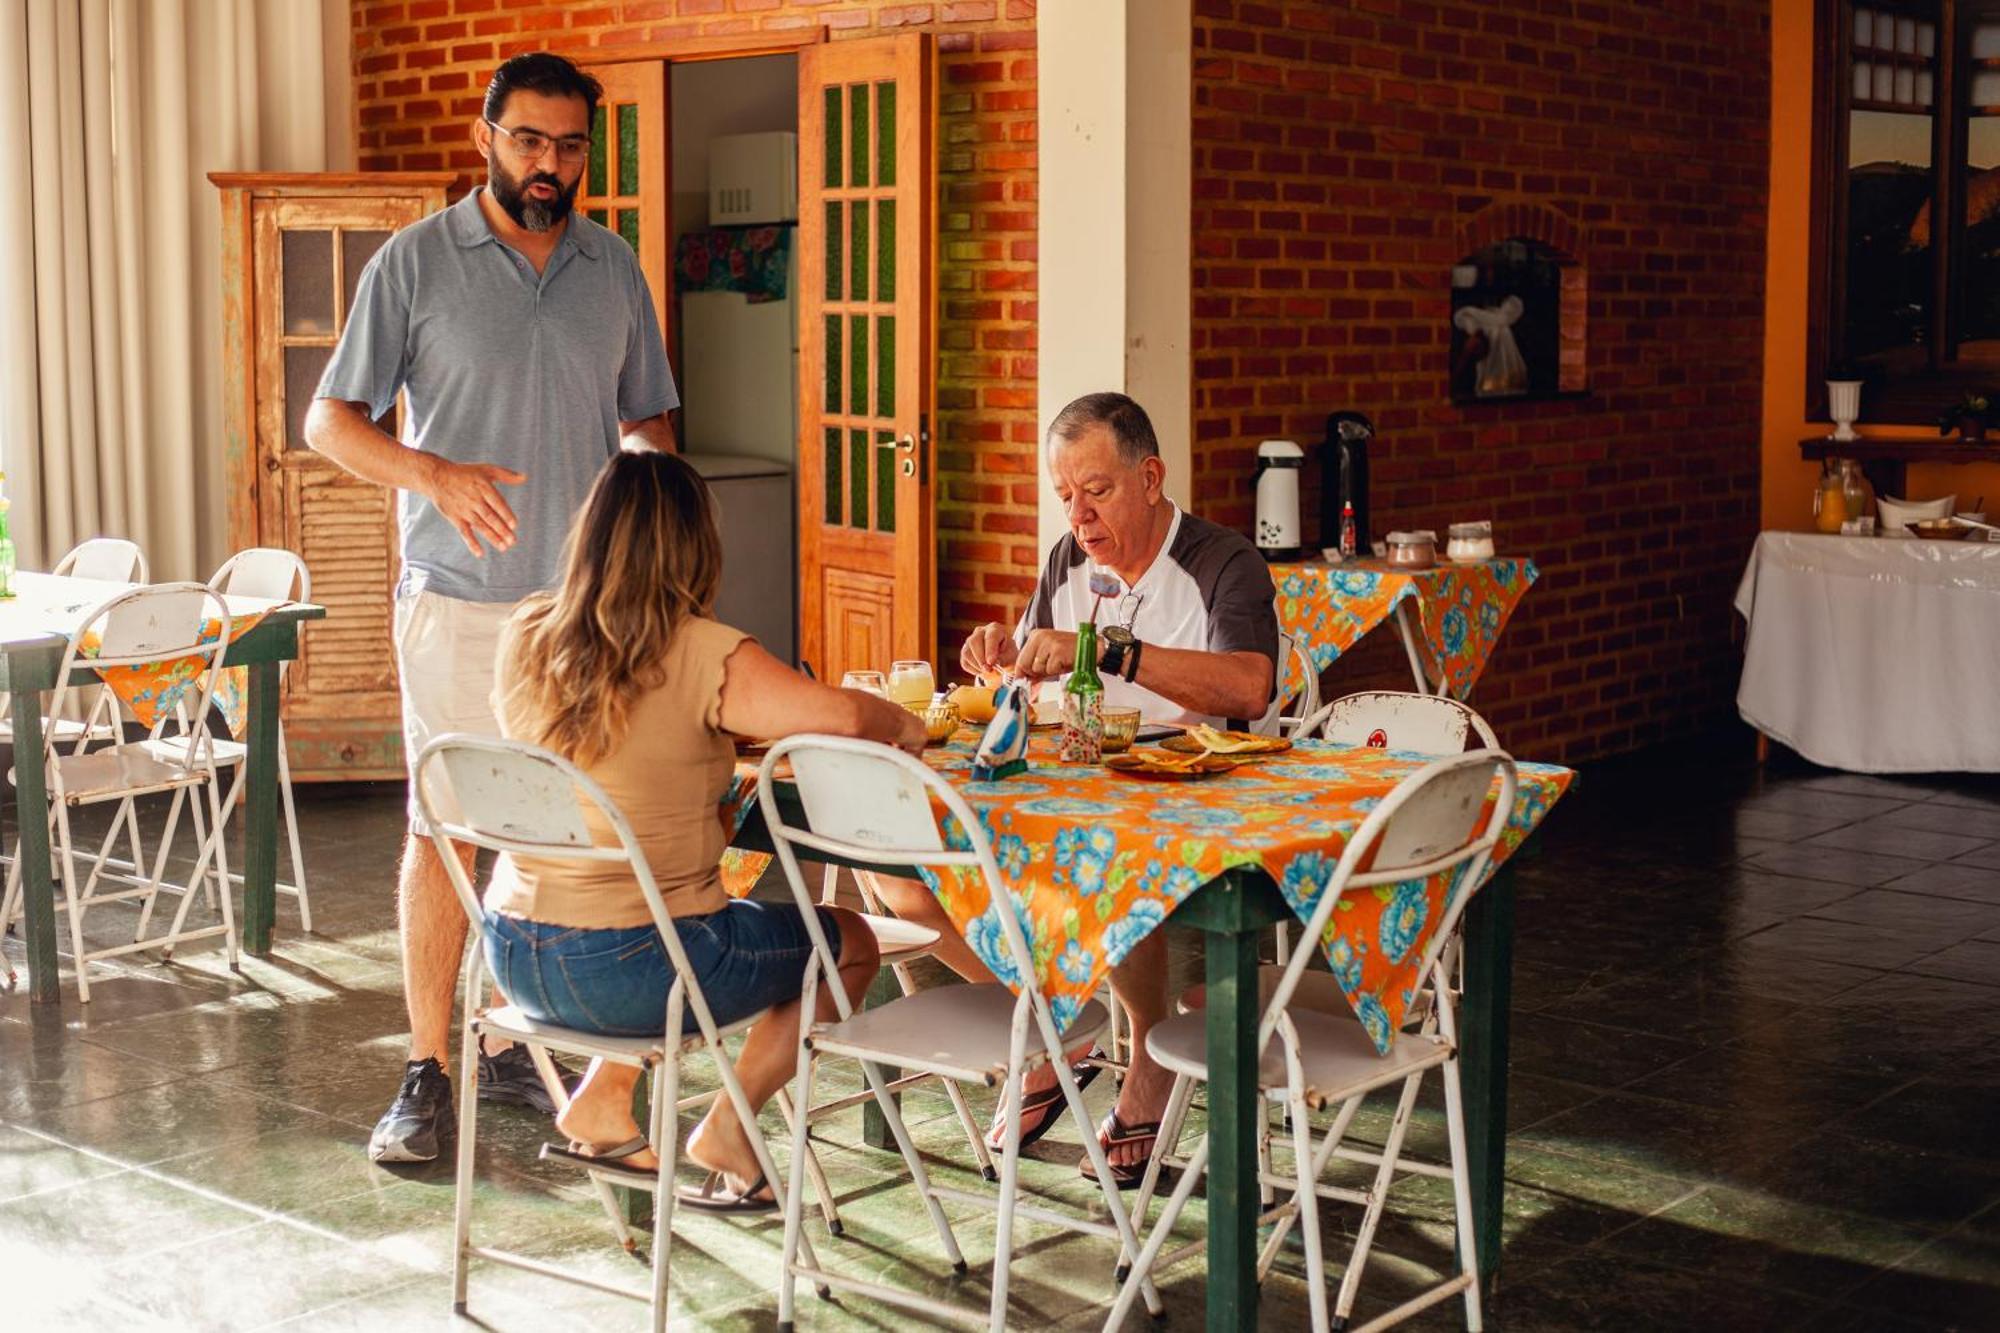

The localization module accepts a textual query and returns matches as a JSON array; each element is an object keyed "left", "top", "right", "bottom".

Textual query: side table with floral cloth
[
  {"left": 1269, "top": 556, "right": 1538, "bottom": 701},
  {"left": 726, "top": 734, "right": 1572, "bottom": 1329},
  {"left": 2, "top": 571, "right": 324, "bottom": 1003}
]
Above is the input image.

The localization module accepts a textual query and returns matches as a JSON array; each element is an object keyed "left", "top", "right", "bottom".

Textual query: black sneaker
[
  {"left": 478, "top": 1042, "right": 571, "bottom": 1115},
  {"left": 369, "top": 1057, "right": 455, "bottom": 1164}
]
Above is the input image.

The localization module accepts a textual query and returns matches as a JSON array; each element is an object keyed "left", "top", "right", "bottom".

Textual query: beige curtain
[{"left": 0, "top": 0, "right": 349, "bottom": 579}]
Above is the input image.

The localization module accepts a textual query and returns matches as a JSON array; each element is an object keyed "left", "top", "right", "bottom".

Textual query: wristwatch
[{"left": 1099, "top": 626, "right": 1143, "bottom": 682}]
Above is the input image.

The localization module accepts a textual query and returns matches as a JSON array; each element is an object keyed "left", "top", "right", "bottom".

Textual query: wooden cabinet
[{"left": 210, "top": 172, "right": 460, "bottom": 782}]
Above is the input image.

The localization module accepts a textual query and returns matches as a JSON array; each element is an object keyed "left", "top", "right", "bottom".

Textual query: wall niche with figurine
[{"left": 1448, "top": 204, "right": 1588, "bottom": 405}]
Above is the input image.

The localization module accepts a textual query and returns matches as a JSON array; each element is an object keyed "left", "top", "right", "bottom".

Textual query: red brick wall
[
  {"left": 1191, "top": 0, "right": 1771, "bottom": 761},
  {"left": 349, "top": 0, "right": 1038, "bottom": 656}
]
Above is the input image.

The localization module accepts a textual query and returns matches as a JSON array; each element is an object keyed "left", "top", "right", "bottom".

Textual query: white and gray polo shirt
[{"left": 1014, "top": 504, "right": 1279, "bottom": 727}]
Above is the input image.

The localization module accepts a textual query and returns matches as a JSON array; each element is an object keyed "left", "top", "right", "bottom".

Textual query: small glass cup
[
  {"left": 1099, "top": 706, "right": 1142, "bottom": 754},
  {"left": 921, "top": 699, "right": 962, "bottom": 745},
  {"left": 888, "top": 659, "right": 935, "bottom": 710},
  {"left": 841, "top": 670, "right": 888, "bottom": 697}
]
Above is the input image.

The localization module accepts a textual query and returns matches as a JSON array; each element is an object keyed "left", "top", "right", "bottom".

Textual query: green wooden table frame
[
  {"left": 5, "top": 596, "right": 325, "bottom": 1004},
  {"left": 729, "top": 783, "right": 1523, "bottom": 1330}
]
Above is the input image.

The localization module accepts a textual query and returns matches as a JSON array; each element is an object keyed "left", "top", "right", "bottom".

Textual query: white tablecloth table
[{"left": 1734, "top": 531, "right": 2000, "bottom": 773}]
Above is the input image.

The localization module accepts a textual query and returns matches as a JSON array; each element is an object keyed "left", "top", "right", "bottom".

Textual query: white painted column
[{"left": 1036, "top": 0, "right": 1192, "bottom": 556}]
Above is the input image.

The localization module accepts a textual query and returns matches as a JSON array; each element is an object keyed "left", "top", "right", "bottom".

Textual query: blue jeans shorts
[{"left": 483, "top": 899, "right": 844, "bottom": 1038}]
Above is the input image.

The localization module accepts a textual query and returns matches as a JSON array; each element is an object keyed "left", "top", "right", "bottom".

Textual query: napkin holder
[{"left": 970, "top": 681, "right": 1031, "bottom": 781}]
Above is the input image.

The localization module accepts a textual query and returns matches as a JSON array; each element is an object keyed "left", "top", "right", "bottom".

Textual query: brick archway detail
[
  {"left": 1456, "top": 202, "right": 1588, "bottom": 395},
  {"left": 1457, "top": 201, "right": 1585, "bottom": 262}
]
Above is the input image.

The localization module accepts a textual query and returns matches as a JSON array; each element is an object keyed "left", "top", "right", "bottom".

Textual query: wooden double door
[{"left": 582, "top": 34, "right": 938, "bottom": 681}]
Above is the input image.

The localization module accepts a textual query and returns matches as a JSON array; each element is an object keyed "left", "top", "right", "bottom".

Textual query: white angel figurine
[{"left": 1453, "top": 295, "right": 1528, "bottom": 397}]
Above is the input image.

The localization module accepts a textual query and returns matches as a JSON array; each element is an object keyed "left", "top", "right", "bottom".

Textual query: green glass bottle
[
  {"left": 0, "top": 471, "right": 16, "bottom": 600},
  {"left": 1058, "top": 620, "right": 1105, "bottom": 764}
]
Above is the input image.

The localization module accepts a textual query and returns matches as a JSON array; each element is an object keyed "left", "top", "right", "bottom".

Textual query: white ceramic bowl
[{"left": 1878, "top": 494, "right": 1955, "bottom": 536}]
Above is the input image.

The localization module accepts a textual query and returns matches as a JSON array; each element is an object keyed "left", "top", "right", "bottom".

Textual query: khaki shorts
[{"left": 394, "top": 588, "right": 522, "bottom": 829}]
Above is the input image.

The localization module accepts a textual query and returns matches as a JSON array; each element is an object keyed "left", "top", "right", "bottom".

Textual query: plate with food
[
  {"left": 1159, "top": 724, "right": 1292, "bottom": 757},
  {"left": 1104, "top": 749, "right": 1243, "bottom": 780}
]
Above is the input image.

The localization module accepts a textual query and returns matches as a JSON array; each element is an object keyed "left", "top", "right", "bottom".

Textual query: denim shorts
[{"left": 483, "top": 900, "right": 844, "bottom": 1038}]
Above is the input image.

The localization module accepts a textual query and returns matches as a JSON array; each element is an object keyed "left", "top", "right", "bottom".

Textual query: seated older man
[{"left": 873, "top": 390, "right": 1278, "bottom": 1187}]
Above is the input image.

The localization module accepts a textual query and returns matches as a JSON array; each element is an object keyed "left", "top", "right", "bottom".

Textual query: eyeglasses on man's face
[{"left": 484, "top": 120, "right": 591, "bottom": 164}]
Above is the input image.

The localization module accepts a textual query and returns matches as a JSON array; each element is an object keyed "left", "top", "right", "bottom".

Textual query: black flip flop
[
  {"left": 540, "top": 1135, "right": 659, "bottom": 1186},
  {"left": 1078, "top": 1111, "right": 1163, "bottom": 1191},
  {"left": 675, "top": 1169, "right": 778, "bottom": 1215},
  {"left": 986, "top": 1048, "right": 1105, "bottom": 1154}
]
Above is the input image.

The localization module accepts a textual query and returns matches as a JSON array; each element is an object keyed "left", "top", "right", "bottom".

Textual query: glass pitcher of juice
[{"left": 1814, "top": 459, "right": 1847, "bottom": 533}]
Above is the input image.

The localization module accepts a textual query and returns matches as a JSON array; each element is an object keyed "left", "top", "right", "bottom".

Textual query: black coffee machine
[{"left": 1321, "top": 411, "right": 1374, "bottom": 553}]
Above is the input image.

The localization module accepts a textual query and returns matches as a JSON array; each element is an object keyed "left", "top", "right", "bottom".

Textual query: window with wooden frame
[{"left": 1810, "top": 0, "right": 2000, "bottom": 420}]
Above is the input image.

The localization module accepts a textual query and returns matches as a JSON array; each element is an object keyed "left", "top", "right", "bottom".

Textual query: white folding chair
[
  {"left": 415, "top": 734, "right": 835, "bottom": 1333},
  {"left": 796, "top": 864, "right": 1001, "bottom": 1197},
  {"left": 145, "top": 549, "right": 314, "bottom": 930},
  {"left": 665, "top": 862, "right": 998, "bottom": 1237},
  {"left": 1252, "top": 632, "right": 1316, "bottom": 737},
  {"left": 1295, "top": 688, "right": 1499, "bottom": 751},
  {"left": 0, "top": 584, "right": 236, "bottom": 1000},
  {"left": 1108, "top": 750, "right": 1518, "bottom": 1333},
  {"left": 51, "top": 537, "right": 149, "bottom": 583},
  {"left": 760, "top": 735, "right": 1163, "bottom": 1331},
  {"left": 0, "top": 538, "right": 150, "bottom": 755},
  {"left": 1275, "top": 635, "right": 1323, "bottom": 738}
]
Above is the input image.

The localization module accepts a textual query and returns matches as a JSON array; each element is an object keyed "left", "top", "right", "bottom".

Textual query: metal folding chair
[
  {"left": 0, "top": 583, "right": 236, "bottom": 1000},
  {"left": 1253, "top": 631, "right": 1317, "bottom": 737},
  {"left": 1294, "top": 688, "right": 1499, "bottom": 751},
  {"left": 1108, "top": 750, "right": 1518, "bottom": 1333},
  {"left": 760, "top": 735, "right": 1163, "bottom": 1331},
  {"left": 153, "top": 549, "right": 314, "bottom": 930},
  {"left": 0, "top": 537, "right": 150, "bottom": 756},
  {"left": 414, "top": 734, "right": 834, "bottom": 1333}
]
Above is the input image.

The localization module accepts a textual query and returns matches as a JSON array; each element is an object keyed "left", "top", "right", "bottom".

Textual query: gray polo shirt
[{"left": 316, "top": 189, "right": 678, "bottom": 603}]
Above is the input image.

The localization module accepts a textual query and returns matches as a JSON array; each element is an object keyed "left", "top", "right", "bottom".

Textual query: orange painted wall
[{"left": 1762, "top": 0, "right": 2000, "bottom": 528}]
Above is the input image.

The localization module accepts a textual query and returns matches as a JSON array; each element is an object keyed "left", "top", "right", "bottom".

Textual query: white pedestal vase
[{"left": 1827, "top": 379, "right": 1863, "bottom": 441}]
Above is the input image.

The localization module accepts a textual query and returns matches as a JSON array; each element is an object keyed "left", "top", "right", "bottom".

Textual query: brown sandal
[{"left": 1079, "top": 1110, "right": 1161, "bottom": 1191}]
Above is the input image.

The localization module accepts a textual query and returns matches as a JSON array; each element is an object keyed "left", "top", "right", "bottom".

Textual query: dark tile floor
[{"left": 2, "top": 734, "right": 1998, "bottom": 1330}]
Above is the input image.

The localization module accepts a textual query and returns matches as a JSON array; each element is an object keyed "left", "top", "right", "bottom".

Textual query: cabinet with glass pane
[{"left": 210, "top": 172, "right": 460, "bottom": 781}]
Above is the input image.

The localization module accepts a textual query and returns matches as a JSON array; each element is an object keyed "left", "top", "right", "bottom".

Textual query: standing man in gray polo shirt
[{"left": 305, "top": 52, "right": 678, "bottom": 1164}]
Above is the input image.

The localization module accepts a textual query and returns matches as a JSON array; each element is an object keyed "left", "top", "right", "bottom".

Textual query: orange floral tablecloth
[
  {"left": 1271, "top": 557, "right": 1537, "bottom": 701},
  {"left": 724, "top": 735, "right": 1571, "bottom": 1054}
]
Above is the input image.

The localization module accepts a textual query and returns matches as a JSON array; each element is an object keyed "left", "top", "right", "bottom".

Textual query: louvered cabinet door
[{"left": 215, "top": 172, "right": 459, "bottom": 780}]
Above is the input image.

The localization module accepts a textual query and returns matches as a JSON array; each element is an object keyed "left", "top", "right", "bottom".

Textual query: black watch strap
[
  {"left": 1121, "top": 637, "right": 1144, "bottom": 682},
  {"left": 1099, "top": 636, "right": 1127, "bottom": 679}
]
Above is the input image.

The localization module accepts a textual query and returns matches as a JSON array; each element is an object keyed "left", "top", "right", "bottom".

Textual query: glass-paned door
[
  {"left": 579, "top": 61, "right": 671, "bottom": 368},
  {"left": 798, "top": 34, "right": 934, "bottom": 680}
]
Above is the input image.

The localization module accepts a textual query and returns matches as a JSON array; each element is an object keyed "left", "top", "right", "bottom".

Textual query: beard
[{"left": 489, "top": 157, "right": 578, "bottom": 233}]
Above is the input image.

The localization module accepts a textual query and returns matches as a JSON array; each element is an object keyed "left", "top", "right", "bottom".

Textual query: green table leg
[
  {"left": 10, "top": 687, "right": 57, "bottom": 1004},
  {"left": 1458, "top": 858, "right": 1516, "bottom": 1291},
  {"left": 240, "top": 657, "right": 282, "bottom": 956},
  {"left": 859, "top": 964, "right": 903, "bottom": 1150},
  {"left": 1202, "top": 889, "right": 1263, "bottom": 1330}
]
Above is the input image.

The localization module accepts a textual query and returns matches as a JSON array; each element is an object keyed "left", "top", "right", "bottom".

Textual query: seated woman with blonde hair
[{"left": 483, "top": 449, "right": 921, "bottom": 1211}]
